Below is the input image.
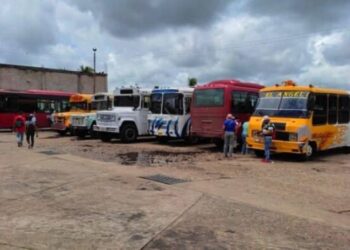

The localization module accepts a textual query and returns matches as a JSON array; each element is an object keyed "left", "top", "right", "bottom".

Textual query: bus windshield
[
  {"left": 92, "top": 99, "right": 111, "bottom": 111},
  {"left": 163, "top": 93, "right": 183, "bottom": 115},
  {"left": 70, "top": 101, "right": 88, "bottom": 111},
  {"left": 114, "top": 96, "right": 140, "bottom": 107},
  {"left": 194, "top": 89, "right": 224, "bottom": 107},
  {"left": 150, "top": 93, "right": 162, "bottom": 114},
  {"left": 254, "top": 91, "right": 310, "bottom": 118}
]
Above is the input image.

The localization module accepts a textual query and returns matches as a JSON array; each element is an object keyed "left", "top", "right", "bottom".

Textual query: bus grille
[
  {"left": 272, "top": 122, "right": 286, "bottom": 131},
  {"left": 275, "top": 131, "right": 289, "bottom": 141}
]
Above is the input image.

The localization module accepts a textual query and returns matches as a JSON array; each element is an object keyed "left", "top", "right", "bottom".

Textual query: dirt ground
[{"left": 1, "top": 131, "right": 350, "bottom": 249}]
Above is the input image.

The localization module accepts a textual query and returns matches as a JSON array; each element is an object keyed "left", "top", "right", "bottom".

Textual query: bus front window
[
  {"left": 163, "top": 93, "right": 183, "bottom": 115},
  {"left": 114, "top": 96, "right": 140, "bottom": 108},
  {"left": 150, "top": 94, "right": 162, "bottom": 114},
  {"left": 70, "top": 101, "right": 88, "bottom": 111},
  {"left": 254, "top": 91, "right": 309, "bottom": 118},
  {"left": 93, "top": 101, "right": 109, "bottom": 111}
]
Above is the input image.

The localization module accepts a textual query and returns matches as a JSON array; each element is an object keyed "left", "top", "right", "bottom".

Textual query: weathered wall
[{"left": 0, "top": 64, "right": 107, "bottom": 93}]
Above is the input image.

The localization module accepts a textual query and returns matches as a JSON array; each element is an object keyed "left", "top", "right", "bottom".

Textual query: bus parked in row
[
  {"left": 148, "top": 88, "right": 193, "bottom": 142},
  {"left": 53, "top": 94, "right": 94, "bottom": 135},
  {"left": 191, "top": 79, "right": 264, "bottom": 146},
  {"left": 71, "top": 92, "right": 114, "bottom": 138},
  {"left": 0, "top": 89, "right": 73, "bottom": 129},
  {"left": 94, "top": 87, "right": 151, "bottom": 143},
  {"left": 247, "top": 80, "right": 350, "bottom": 159}
]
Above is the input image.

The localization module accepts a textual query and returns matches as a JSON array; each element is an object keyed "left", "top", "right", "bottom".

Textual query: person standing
[
  {"left": 26, "top": 114, "right": 38, "bottom": 149},
  {"left": 13, "top": 111, "right": 26, "bottom": 147},
  {"left": 261, "top": 115, "right": 275, "bottom": 163},
  {"left": 241, "top": 120, "right": 249, "bottom": 154},
  {"left": 223, "top": 113, "right": 237, "bottom": 157}
]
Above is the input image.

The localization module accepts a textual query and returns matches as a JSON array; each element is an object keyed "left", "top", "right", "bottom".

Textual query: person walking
[
  {"left": 241, "top": 120, "right": 249, "bottom": 154},
  {"left": 13, "top": 111, "right": 26, "bottom": 147},
  {"left": 261, "top": 115, "right": 275, "bottom": 163},
  {"left": 223, "top": 113, "right": 238, "bottom": 157},
  {"left": 26, "top": 114, "right": 38, "bottom": 149}
]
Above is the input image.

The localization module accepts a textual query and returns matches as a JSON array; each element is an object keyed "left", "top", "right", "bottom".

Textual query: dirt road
[{"left": 1, "top": 131, "right": 349, "bottom": 249}]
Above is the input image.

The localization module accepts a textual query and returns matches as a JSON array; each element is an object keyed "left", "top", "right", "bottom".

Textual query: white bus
[
  {"left": 94, "top": 87, "right": 152, "bottom": 143},
  {"left": 148, "top": 88, "right": 194, "bottom": 142}
]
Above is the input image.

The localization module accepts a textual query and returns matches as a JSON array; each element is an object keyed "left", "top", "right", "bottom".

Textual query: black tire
[
  {"left": 76, "top": 130, "right": 86, "bottom": 139},
  {"left": 89, "top": 123, "right": 98, "bottom": 139},
  {"left": 300, "top": 142, "right": 316, "bottom": 161},
  {"left": 58, "top": 130, "right": 67, "bottom": 136},
  {"left": 184, "top": 136, "right": 199, "bottom": 144},
  {"left": 254, "top": 150, "right": 265, "bottom": 158},
  {"left": 69, "top": 126, "right": 75, "bottom": 136},
  {"left": 120, "top": 123, "right": 138, "bottom": 143},
  {"left": 156, "top": 136, "right": 168, "bottom": 144},
  {"left": 100, "top": 133, "right": 112, "bottom": 142},
  {"left": 213, "top": 139, "right": 224, "bottom": 148}
]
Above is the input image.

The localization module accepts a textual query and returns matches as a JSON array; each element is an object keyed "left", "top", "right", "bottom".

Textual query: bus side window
[
  {"left": 312, "top": 94, "right": 327, "bottom": 125},
  {"left": 328, "top": 95, "right": 337, "bottom": 124},
  {"left": 338, "top": 95, "right": 350, "bottom": 124},
  {"left": 232, "top": 91, "right": 257, "bottom": 114},
  {"left": 185, "top": 97, "right": 191, "bottom": 114},
  {"left": 142, "top": 95, "right": 150, "bottom": 109}
]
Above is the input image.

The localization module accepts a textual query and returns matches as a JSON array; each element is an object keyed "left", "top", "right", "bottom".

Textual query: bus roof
[
  {"left": 195, "top": 79, "right": 264, "bottom": 90},
  {"left": 69, "top": 93, "right": 93, "bottom": 102},
  {"left": 152, "top": 87, "right": 194, "bottom": 94},
  {"left": 0, "top": 89, "right": 76, "bottom": 97},
  {"left": 262, "top": 84, "right": 349, "bottom": 95}
]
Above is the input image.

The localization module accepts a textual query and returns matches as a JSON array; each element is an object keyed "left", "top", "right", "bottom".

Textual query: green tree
[
  {"left": 79, "top": 65, "right": 94, "bottom": 74},
  {"left": 188, "top": 78, "right": 197, "bottom": 87}
]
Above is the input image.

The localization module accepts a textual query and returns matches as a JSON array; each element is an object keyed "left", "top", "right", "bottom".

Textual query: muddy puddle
[{"left": 116, "top": 151, "right": 202, "bottom": 167}]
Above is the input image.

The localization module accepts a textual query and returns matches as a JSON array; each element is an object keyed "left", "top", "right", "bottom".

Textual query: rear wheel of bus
[
  {"left": 100, "top": 132, "right": 112, "bottom": 142},
  {"left": 89, "top": 123, "right": 98, "bottom": 139},
  {"left": 120, "top": 123, "right": 138, "bottom": 143},
  {"left": 76, "top": 130, "right": 86, "bottom": 139}
]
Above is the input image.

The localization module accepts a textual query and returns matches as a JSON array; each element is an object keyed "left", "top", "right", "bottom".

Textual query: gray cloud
[
  {"left": 323, "top": 31, "right": 350, "bottom": 66},
  {"left": 69, "top": 0, "right": 231, "bottom": 38}
]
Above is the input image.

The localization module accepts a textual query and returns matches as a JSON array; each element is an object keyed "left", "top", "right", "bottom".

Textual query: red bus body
[
  {"left": 0, "top": 89, "right": 75, "bottom": 129},
  {"left": 191, "top": 79, "right": 264, "bottom": 140}
]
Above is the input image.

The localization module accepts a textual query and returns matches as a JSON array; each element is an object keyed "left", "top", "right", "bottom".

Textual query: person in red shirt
[{"left": 13, "top": 111, "right": 26, "bottom": 147}]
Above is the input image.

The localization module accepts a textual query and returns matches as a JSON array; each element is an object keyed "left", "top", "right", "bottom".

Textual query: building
[{"left": 0, "top": 63, "right": 107, "bottom": 94}]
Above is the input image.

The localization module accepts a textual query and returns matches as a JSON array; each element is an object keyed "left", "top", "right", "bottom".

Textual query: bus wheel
[
  {"left": 58, "top": 130, "right": 67, "bottom": 136},
  {"left": 213, "top": 139, "right": 223, "bottom": 148},
  {"left": 100, "top": 133, "right": 112, "bottom": 142},
  {"left": 156, "top": 136, "right": 168, "bottom": 144},
  {"left": 254, "top": 150, "right": 264, "bottom": 158},
  {"left": 76, "top": 130, "right": 86, "bottom": 139},
  {"left": 185, "top": 136, "right": 199, "bottom": 144},
  {"left": 120, "top": 124, "right": 138, "bottom": 143},
  {"left": 89, "top": 124, "right": 98, "bottom": 139},
  {"left": 300, "top": 142, "right": 316, "bottom": 161}
]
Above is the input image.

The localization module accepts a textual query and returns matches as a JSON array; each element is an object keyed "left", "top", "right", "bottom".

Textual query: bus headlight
[{"left": 289, "top": 133, "right": 298, "bottom": 141}]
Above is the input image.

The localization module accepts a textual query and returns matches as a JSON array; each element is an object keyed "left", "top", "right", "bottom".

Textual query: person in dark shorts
[{"left": 25, "top": 114, "right": 38, "bottom": 149}]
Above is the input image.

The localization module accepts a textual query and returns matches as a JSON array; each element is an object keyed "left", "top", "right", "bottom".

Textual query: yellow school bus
[
  {"left": 53, "top": 94, "right": 94, "bottom": 135},
  {"left": 247, "top": 80, "right": 350, "bottom": 160}
]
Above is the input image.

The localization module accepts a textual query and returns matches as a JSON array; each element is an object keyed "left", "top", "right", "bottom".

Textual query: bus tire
[
  {"left": 254, "top": 150, "right": 264, "bottom": 158},
  {"left": 76, "top": 130, "right": 86, "bottom": 139},
  {"left": 100, "top": 133, "right": 112, "bottom": 142},
  {"left": 156, "top": 136, "right": 168, "bottom": 144},
  {"left": 300, "top": 142, "right": 316, "bottom": 161},
  {"left": 89, "top": 123, "right": 98, "bottom": 139},
  {"left": 120, "top": 123, "right": 138, "bottom": 143},
  {"left": 58, "top": 130, "right": 67, "bottom": 136}
]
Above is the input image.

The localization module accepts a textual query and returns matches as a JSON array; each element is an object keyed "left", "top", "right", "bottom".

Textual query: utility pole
[{"left": 92, "top": 48, "right": 97, "bottom": 93}]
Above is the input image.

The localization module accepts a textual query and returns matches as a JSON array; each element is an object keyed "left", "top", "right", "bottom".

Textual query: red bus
[
  {"left": 191, "top": 79, "right": 264, "bottom": 145},
  {"left": 0, "top": 89, "right": 75, "bottom": 129}
]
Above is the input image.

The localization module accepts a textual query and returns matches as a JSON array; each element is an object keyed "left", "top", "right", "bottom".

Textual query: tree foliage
[{"left": 188, "top": 78, "right": 197, "bottom": 87}]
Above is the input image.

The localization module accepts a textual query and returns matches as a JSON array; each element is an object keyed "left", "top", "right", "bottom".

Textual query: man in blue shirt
[{"left": 223, "top": 113, "right": 237, "bottom": 157}]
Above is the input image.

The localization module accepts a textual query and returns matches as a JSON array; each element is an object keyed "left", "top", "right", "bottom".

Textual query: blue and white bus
[{"left": 148, "top": 88, "right": 194, "bottom": 142}]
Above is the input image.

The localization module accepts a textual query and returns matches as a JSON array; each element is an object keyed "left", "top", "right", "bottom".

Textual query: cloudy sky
[{"left": 0, "top": 0, "right": 349, "bottom": 90}]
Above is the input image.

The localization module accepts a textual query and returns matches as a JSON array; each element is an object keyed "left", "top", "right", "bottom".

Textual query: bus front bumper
[
  {"left": 93, "top": 125, "right": 119, "bottom": 134},
  {"left": 247, "top": 137, "right": 308, "bottom": 154}
]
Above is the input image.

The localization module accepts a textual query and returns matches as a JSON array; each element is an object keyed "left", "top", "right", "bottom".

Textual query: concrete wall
[{"left": 0, "top": 64, "right": 107, "bottom": 94}]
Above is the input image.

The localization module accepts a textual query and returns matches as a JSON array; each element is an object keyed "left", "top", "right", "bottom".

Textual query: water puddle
[{"left": 116, "top": 151, "right": 200, "bottom": 167}]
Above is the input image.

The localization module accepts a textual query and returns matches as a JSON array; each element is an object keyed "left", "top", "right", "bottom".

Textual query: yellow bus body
[
  {"left": 247, "top": 83, "right": 350, "bottom": 157},
  {"left": 53, "top": 94, "right": 94, "bottom": 133}
]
